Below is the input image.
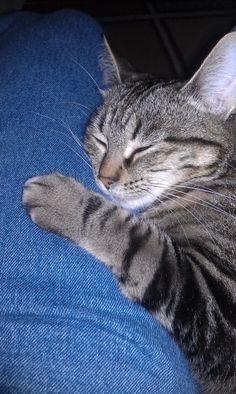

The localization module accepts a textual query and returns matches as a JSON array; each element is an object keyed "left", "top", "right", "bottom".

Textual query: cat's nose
[
  {"left": 99, "top": 175, "right": 117, "bottom": 189},
  {"left": 98, "top": 158, "right": 121, "bottom": 190}
]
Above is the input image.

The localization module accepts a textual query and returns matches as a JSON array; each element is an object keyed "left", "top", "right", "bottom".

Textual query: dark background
[{"left": 22, "top": 0, "right": 236, "bottom": 80}]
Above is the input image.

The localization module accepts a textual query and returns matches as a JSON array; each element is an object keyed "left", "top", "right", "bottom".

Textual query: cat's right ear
[
  {"left": 100, "top": 35, "right": 122, "bottom": 89},
  {"left": 99, "top": 34, "right": 122, "bottom": 89},
  {"left": 100, "top": 35, "right": 146, "bottom": 90}
]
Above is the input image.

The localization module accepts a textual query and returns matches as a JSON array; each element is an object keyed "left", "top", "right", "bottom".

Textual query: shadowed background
[{"left": 21, "top": 0, "right": 236, "bottom": 80}]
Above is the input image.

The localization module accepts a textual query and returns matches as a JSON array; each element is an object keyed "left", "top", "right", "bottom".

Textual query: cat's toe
[
  {"left": 23, "top": 182, "right": 53, "bottom": 232},
  {"left": 22, "top": 175, "right": 53, "bottom": 224},
  {"left": 23, "top": 177, "right": 46, "bottom": 205},
  {"left": 24, "top": 175, "right": 48, "bottom": 188},
  {"left": 22, "top": 172, "right": 87, "bottom": 238}
]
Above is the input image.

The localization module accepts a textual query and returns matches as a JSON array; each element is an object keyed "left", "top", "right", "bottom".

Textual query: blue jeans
[{"left": 0, "top": 9, "right": 199, "bottom": 393}]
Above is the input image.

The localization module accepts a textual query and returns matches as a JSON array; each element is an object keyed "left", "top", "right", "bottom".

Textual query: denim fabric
[{"left": 0, "top": 10, "right": 199, "bottom": 393}]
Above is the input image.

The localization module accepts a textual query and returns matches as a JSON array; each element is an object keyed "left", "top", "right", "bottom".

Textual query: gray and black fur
[{"left": 23, "top": 33, "right": 236, "bottom": 393}]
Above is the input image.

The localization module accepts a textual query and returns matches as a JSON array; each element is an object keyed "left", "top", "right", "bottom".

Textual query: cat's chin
[
  {"left": 96, "top": 180, "right": 156, "bottom": 210},
  {"left": 112, "top": 193, "right": 156, "bottom": 211}
]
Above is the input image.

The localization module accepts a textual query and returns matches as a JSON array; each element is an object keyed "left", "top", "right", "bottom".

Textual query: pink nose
[{"left": 98, "top": 175, "right": 117, "bottom": 189}]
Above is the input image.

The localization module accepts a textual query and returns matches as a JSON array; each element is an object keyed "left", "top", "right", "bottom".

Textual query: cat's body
[{"left": 23, "top": 34, "right": 236, "bottom": 393}]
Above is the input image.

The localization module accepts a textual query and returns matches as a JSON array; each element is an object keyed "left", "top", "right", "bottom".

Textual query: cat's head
[{"left": 84, "top": 34, "right": 236, "bottom": 209}]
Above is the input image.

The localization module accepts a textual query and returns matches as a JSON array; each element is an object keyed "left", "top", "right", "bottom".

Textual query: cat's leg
[
  {"left": 22, "top": 172, "right": 176, "bottom": 306},
  {"left": 22, "top": 172, "right": 236, "bottom": 393}
]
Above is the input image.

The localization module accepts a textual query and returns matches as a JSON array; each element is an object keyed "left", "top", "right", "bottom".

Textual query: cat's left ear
[{"left": 182, "top": 32, "right": 236, "bottom": 119}]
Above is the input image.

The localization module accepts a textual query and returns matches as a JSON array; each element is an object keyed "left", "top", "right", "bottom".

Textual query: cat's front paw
[{"left": 22, "top": 172, "right": 84, "bottom": 239}]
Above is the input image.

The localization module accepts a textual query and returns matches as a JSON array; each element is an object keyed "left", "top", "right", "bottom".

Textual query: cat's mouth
[
  {"left": 112, "top": 193, "right": 156, "bottom": 210},
  {"left": 97, "top": 179, "right": 157, "bottom": 210}
]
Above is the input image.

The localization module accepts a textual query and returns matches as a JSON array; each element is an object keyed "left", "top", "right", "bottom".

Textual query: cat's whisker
[
  {"left": 148, "top": 176, "right": 236, "bottom": 202},
  {"left": 48, "top": 127, "right": 92, "bottom": 166},
  {"left": 171, "top": 189, "right": 236, "bottom": 222},
  {"left": 216, "top": 157, "right": 236, "bottom": 172},
  {"left": 146, "top": 177, "right": 229, "bottom": 224},
  {"left": 31, "top": 124, "right": 71, "bottom": 142},
  {"left": 148, "top": 181, "right": 236, "bottom": 221},
  {"left": 33, "top": 112, "right": 69, "bottom": 130},
  {"left": 65, "top": 124, "right": 93, "bottom": 163},
  {"left": 161, "top": 191, "right": 219, "bottom": 249},
  {"left": 33, "top": 111, "right": 92, "bottom": 166},
  {"left": 173, "top": 186, "right": 236, "bottom": 212},
  {"left": 143, "top": 187, "right": 191, "bottom": 247},
  {"left": 33, "top": 111, "right": 77, "bottom": 136},
  {"left": 69, "top": 57, "right": 102, "bottom": 94},
  {"left": 147, "top": 178, "right": 236, "bottom": 204},
  {"left": 66, "top": 101, "right": 91, "bottom": 112},
  {"left": 33, "top": 112, "right": 85, "bottom": 146},
  {"left": 175, "top": 184, "right": 236, "bottom": 203},
  {"left": 59, "top": 140, "right": 93, "bottom": 170},
  {"left": 65, "top": 102, "right": 90, "bottom": 117}
]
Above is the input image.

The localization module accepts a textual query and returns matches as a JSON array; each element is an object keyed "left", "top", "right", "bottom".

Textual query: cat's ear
[
  {"left": 100, "top": 35, "right": 148, "bottom": 90},
  {"left": 100, "top": 35, "right": 122, "bottom": 87},
  {"left": 182, "top": 32, "right": 236, "bottom": 119}
]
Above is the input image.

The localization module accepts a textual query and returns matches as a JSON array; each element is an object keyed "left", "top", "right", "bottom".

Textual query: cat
[{"left": 22, "top": 33, "right": 236, "bottom": 393}]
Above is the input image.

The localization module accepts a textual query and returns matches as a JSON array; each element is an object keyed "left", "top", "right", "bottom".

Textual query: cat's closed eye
[
  {"left": 91, "top": 134, "right": 108, "bottom": 151},
  {"left": 124, "top": 144, "right": 153, "bottom": 167}
]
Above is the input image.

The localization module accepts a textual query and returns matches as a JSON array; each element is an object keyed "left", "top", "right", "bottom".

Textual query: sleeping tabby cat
[{"left": 23, "top": 33, "right": 236, "bottom": 393}]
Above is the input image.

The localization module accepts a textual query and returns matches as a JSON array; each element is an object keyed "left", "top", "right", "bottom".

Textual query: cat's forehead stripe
[
  {"left": 124, "top": 141, "right": 138, "bottom": 158},
  {"left": 131, "top": 119, "right": 142, "bottom": 140}
]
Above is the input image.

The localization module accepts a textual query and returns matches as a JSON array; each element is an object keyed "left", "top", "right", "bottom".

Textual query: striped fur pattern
[{"left": 23, "top": 33, "right": 236, "bottom": 392}]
